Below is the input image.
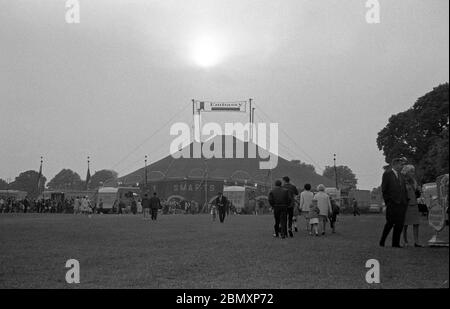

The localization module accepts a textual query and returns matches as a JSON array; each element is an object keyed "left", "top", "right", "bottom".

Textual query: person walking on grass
[
  {"left": 309, "top": 199, "right": 320, "bottom": 236},
  {"left": 214, "top": 192, "right": 228, "bottom": 223},
  {"left": 210, "top": 203, "right": 217, "bottom": 221},
  {"left": 149, "top": 192, "right": 161, "bottom": 221},
  {"left": 313, "top": 184, "right": 333, "bottom": 235},
  {"left": 379, "top": 157, "right": 408, "bottom": 248},
  {"left": 299, "top": 183, "right": 314, "bottom": 233},
  {"left": 282, "top": 176, "right": 299, "bottom": 238},
  {"left": 401, "top": 164, "right": 423, "bottom": 247},
  {"left": 269, "top": 180, "right": 292, "bottom": 239}
]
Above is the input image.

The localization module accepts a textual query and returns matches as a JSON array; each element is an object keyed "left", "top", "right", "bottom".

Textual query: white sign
[
  {"left": 196, "top": 101, "right": 247, "bottom": 112},
  {"left": 428, "top": 174, "right": 449, "bottom": 232}
]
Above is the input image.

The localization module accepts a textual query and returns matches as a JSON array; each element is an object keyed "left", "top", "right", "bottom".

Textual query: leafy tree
[
  {"left": 377, "top": 83, "right": 449, "bottom": 183},
  {"left": 88, "top": 169, "right": 118, "bottom": 189},
  {"left": 290, "top": 160, "right": 316, "bottom": 173},
  {"left": 0, "top": 178, "right": 9, "bottom": 190},
  {"left": 322, "top": 165, "right": 357, "bottom": 189},
  {"left": 47, "top": 169, "right": 83, "bottom": 190},
  {"left": 8, "top": 170, "right": 46, "bottom": 197}
]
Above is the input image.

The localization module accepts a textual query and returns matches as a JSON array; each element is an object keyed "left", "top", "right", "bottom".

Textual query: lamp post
[
  {"left": 144, "top": 155, "right": 148, "bottom": 188},
  {"left": 333, "top": 154, "right": 338, "bottom": 189}
]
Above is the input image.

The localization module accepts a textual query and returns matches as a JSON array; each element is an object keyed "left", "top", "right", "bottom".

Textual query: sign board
[
  {"left": 196, "top": 101, "right": 247, "bottom": 112},
  {"left": 428, "top": 174, "right": 448, "bottom": 232},
  {"left": 422, "top": 182, "right": 438, "bottom": 209}
]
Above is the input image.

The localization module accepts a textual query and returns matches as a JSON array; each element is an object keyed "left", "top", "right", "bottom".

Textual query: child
[
  {"left": 210, "top": 203, "right": 217, "bottom": 221},
  {"left": 309, "top": 200, "right": 320, "bottom": 236}
]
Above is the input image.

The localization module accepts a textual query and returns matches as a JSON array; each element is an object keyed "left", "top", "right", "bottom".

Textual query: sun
[{"left": 190, "top": 35, "right": 223, "bottom": 68}]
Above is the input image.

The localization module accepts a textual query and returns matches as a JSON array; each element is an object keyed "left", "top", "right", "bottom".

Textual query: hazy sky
[{"left": 0, "top": 0, "right": 448, "bottom": 189}]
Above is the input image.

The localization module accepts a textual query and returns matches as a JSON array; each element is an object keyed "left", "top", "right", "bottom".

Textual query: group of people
[
  {"left": 141, "top": 192, "right": 161, "bottom": 220},
  {"left": 268, "top": 176, "right": 340, "bottom": 239},
  {"left": 380, "top": 157, "right": 423, "bottom": 248},
  {"left": 0, "top": 196, "right": 85, "bottom": 214}
]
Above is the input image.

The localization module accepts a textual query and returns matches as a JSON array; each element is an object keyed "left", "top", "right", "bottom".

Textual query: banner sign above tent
[{"left": 196, "top": 101, "right": 247, "bottom": 112}]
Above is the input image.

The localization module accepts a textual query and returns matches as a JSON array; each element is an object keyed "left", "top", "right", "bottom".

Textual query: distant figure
[
  {"left": 352, "top": 198, "right": 360, "bottom": 216},
  {"left": 299, "top": 184, "right": 314, "bottom": 233},
  {"left": 313, "top": 184, "right": 333, "bottom": 235},
  {"left": 137, "top": 199, "right": 142, "bottom": 214},
  {"left": 141, "top": 194, "right": 151, "bottom": 219},
  {"left": 97, "top": 198, "right": 104, "bottom": 214},
  {"left": 214, "top": 192, "right": 228, "bottom": 223},
  {"left": 118, "top": 200, "right": 125, "bottom": 215},
  {"left": 379, "top": 157, "right": 408, "bottom": 248},
  {"left": 74, "top": 197, "right": 81, "bottom": 214},
  {"left": 210, "top": 203, "right": 217, "bottom": 221},
  {"left": 131, "top": 198, "right": 137, "bottom": 215},
  {"left": 401, "top": 165, "right": 422, "bottom": 247},
  {"left": 149, "top": 192, "right": 161, "bottom": 221},
  {"left": 81, "top": 196, "right": 92, "bottom": 215},
  {"left": 282, "top": 176, "right": 299, "bottom": 238},
  {"left": 268, "top": 180, "right": 292, "bottom": 239},
  {"left": 329, "top": 197, "right": 340, "bottom": 233},
  {"left": 23, "top": 197, "right": 30, "bottom": 213}
]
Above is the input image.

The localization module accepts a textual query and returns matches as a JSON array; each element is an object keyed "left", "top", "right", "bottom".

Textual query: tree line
[{"left": 0, "top": 169, "right": 119, "bottom": 196}]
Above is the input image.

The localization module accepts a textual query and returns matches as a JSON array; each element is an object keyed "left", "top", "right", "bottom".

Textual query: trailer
[
  {"left": 223, "top": 185, "right": 257, "bottom": 214},
  {"left": 96, "top": 187, "right": 141, "bottom": 213}
]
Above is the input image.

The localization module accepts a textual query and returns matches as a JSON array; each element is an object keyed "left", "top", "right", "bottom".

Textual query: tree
[
  {"left": 323, "top": 165, "right": 357, "bottom": 189},
  {"left": 290, "top": 160, "right": 316, "bottom": 173},
  {"left": 47, "top": 169, "right": 83, "bottom": 190},
  {"left": 8, "top": 170, "right": 46, "bottom": 197},
  {"left": 0, "top": 178, "right": 9, "bottom": 190},
  {"left": 88, "top": 169, "right": 118, "bottom": 189},
  {"left": 377, "top": 83, "right": 449, "bottom": 183}
]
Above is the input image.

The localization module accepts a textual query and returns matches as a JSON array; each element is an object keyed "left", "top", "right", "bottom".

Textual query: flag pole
[{"left": 86, "top": 156, "right": 91, "bottom": 191}]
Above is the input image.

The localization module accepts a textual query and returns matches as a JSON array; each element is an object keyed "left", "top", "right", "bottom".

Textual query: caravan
[{"left": 96, "top": 187, "right": 140, "bottom": 213}]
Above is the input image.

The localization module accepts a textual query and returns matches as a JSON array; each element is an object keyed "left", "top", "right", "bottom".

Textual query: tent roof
[{"left": 120, "top": 135, "right": 334, "bottom": 189}]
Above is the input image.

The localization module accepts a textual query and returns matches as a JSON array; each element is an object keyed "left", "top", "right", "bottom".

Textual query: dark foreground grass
[{"left": 0, "top": 213, "right": 448, "bottom": 288}]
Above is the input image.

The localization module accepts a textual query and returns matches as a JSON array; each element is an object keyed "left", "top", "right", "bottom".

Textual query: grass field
[{"left": 0, "top": 213, "right": 448, "bottom": 289}]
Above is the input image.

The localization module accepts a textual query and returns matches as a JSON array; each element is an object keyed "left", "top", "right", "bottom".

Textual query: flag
[{"left": 85, "top": 167, "right": 91, "bottom": 190}]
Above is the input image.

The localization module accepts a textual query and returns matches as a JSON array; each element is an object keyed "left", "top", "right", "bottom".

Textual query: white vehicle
[
  {"left": 223, "top": 185, "right": 256, "bottom": 214},
  {"left": 96, "top": 187, "right": 119, "bottom": 213},
  {"left": 96, "top": 187, "right": 141, "bottom": 213}
]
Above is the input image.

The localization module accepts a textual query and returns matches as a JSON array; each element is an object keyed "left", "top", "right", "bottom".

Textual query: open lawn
[{"left": 0, "top": 213, "right": 448, "bottom": 288}]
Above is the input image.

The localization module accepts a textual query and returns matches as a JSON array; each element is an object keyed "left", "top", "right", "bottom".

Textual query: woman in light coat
[
  {"left": 299, "top": 183, "right": 314, "bottom": 232},
  {"left": 401, "top": 165, "right": 422, "bottom": 247},
  {"left": 313, "top": 184, "right": 333, "bottom": 235}
]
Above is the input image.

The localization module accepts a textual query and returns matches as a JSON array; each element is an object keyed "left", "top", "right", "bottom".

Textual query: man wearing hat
[{"left": 379, "top": 157, "right": 409, "bottom": 248}]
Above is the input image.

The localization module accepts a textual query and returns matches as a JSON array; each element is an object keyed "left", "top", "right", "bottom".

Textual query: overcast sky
[{"left": 0, "top": 0, "right": 448, "bottom": 189}]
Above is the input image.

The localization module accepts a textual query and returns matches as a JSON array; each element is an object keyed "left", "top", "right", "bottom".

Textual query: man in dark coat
[
  {"left": 282, "top": 176, "right": 299, "bottom": 237},
  {"left": 149, "top": 192, "right": 161, "bottom": 221},
  {"left": 269, "top": 180, "right": 292, "bottom": 239},
  {"left": 214, "top": 192, "right": 228, "bottom": 223},
  {"left": 379, "top": 157, "right": 409, "bottom": 248}
]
